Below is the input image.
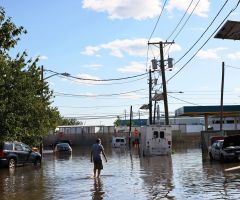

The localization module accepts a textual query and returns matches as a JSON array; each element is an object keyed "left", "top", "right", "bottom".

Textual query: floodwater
[{"left": 1, "top": 145, "right": 240, "bottom": 200}]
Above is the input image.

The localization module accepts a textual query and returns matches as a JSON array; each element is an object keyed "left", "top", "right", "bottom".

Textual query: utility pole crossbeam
[{"left": 148, "top": 41, "right": 174, "bottom": 125}]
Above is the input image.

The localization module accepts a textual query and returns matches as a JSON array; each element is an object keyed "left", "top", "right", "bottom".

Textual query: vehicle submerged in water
[
  {"left": 112, "top": 137, "right": 127, "bottom": 148},
  {"left": 140, "top": 125, "right": 172, "bottom": 156},
  {"left": 209, "top": 135, "right": 240, "bottom": 162}
]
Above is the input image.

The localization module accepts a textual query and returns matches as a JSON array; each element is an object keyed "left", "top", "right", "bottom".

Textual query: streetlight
[
  {"left": 42, "top": 67, "right": 70, "bottom": 80},
  {"left": 39, "top": 66, "right": 70, "bottom": 156}
]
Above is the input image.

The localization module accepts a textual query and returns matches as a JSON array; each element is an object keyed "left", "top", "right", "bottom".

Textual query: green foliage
[
  {"left": 0, "top": 7, "right": 60, "bottom": 143},
  {"left": 113, "top": 115, "right": 121, "bottom": 127},
  {"left": 58, "top": 117, "right": 82, "bottom": 126}
]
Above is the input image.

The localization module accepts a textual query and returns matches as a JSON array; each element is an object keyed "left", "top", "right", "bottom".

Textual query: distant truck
[
  {"left": 140, "top": 125, "right": 172, "bottom": 156},
  {"left": 112, "top": 137, "right": 127, "bottom": 148}
]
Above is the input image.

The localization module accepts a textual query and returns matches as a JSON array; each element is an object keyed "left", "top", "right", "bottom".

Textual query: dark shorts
[{"left": 94, "top": 160, "right": 103, "bottom": 170}]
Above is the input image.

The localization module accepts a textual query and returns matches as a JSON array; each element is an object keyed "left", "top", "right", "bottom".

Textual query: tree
[
  {"left": 0, "top": 7, "right": 60, "bottom": 144},
  {"left": 114, "top": 116, "right": 121, "bottom": 127},
  {"left": 58, "top": 117, "right": 83, "bottom": 126}
]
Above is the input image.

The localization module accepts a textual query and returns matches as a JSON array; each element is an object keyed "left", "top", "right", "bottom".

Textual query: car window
[
  {"left": 4, "top": 143, "right": 13, "bottom": 150},
  {"left": 22, "top": 143, "right": 31, "bottom": 152},
  {"left": 15, "top": 143, "right": 23, "bottom": 151}
]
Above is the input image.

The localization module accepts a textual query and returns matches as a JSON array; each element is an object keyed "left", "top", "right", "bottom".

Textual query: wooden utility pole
[
  {"left": 148, "top": 69, "right": 153, "bottom": 125},
  {"left": 148, "top": 41, "right": 174, "bottom": 125},
  {"left": 40, "top": 66, "right": 44, "bottom": 156},
  {"left": 220, "top": 62, "right": 225, "bottom": 132},
  {"left": 128, "top": 105, "right": 132, "bottom": 147}
]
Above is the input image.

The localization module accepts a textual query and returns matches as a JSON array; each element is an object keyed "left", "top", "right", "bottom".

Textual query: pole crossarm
[{"left": 148, "top": 41, "right": 175, "bottom": 46}]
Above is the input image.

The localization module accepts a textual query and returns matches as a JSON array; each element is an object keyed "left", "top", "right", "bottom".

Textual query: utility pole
[
  {"left": 40, "top": 66, "right": 44, "bottom": 156},
  {"left": 148, "top": 41, "right": 174, "bottom": 125},
  {"left": 148, "top": 69, "right": 153, "bottom": 125},
  {"left": 220, "top": 62, "right": 225, "bottom": 132},
  {"left": 129, "top": 105, "right": 132, "bottom": 147}
]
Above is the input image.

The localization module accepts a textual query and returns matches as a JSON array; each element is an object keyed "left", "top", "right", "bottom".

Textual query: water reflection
[
  {"left": 140, "top": 155, "right": 174, "bottom": 199},
  {"left": 0, "top": 145, "right": 240, "bottom": 200},
  {"left": 91, "top": 178, "right": 104, "bottom": 200}
]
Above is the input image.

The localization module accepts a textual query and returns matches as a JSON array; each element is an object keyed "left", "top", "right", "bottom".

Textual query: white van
[{"left": 112, "top": 137, "right": 127, "bottom": 148}]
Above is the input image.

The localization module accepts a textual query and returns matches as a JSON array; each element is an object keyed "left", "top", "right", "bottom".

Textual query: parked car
[
  {"left": 54, "top": 143, "right": 72, "bottom": 153},
  {"left": 209, "top": 135, "right": 240, "bottom": 162},
  {"left": 53, "top": 140, "right": 72, "bottom": 149},
  {"left": 0, "top": 141, "right": 42, "bottom": 168}
]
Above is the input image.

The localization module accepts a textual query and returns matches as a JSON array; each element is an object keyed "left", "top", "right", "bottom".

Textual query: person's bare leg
[
  {"left": 97, "top": 169, "right": 101, "bottom": 177},
  {"left": 94, "top": 168, "right": 96, "bottom": 177}
]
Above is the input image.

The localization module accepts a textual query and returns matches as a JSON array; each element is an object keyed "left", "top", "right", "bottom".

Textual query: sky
[{"left": 1, "top": 0, "right": 240, "bottom": 126}]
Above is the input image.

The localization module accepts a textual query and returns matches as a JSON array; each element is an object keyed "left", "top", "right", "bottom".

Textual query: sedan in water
[
  {"left": 209, "top": 135, "right": 240, "bottom": 162},
  {"left": 54, "top": 143, "right": 72, "bottom": 153}
]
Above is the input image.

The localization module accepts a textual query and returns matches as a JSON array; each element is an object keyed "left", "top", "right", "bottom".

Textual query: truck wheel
[{"left": 8, "top": 158, "right": 16, "bottom": 168}]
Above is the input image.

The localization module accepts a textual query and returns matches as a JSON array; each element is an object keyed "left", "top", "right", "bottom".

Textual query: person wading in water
[{"left": 91, "top": 138, "right": 107, "bottom": 177}]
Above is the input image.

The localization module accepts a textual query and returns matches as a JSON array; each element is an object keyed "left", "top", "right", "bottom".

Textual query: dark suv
[{"left": 0, "top": 141, "right": 41, "bottom": 168}]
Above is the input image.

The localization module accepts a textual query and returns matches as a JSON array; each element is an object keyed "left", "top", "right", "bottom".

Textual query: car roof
[{"left": 56, "top": 143, "right": 70, "bottom": 146}]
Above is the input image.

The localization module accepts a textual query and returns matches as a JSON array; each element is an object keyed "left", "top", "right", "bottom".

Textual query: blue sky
[{"left": 2, "top": 0, "right": 240, "bottom": 126}]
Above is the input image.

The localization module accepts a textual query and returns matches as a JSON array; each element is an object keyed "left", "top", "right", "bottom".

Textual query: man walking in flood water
[{"left": 91, "top": 138, "right": 107, "bottom": 177}]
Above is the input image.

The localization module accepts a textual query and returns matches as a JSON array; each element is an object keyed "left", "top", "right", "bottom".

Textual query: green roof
[{"left": 175, "top": 105, "right": 240, "bottom": 117}]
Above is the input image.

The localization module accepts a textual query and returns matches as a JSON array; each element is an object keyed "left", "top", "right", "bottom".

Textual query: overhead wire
[
  {"left": 171, "top": 0, "right": 201, "bottom": 41},
  {"left": 173, "top": 0, "right": 229, "bottom": 66},
  {"left": 54, "top": 88, "right": 147, "bottom": 98},
  {"left": 167, "top": 0, "right": 240, "bottom": 83},
  {"left": 166, "top": 0, "right": 194, "bottom": 41},
  {"left": 45, "top": 69, "right": 148, "bottom": 82},
  {"left": 225, "top": 65, "right": 240, "bottom": 70},
  {"left": 165, "top": 0, "right": 201, "bottom": 56},
  {"left": 167, "top": 94, "right": 202, "bottom": 106},
  {"left": 148, "top": 0, "right": 168, "bottom": 42},
  {"left": 60, "top": 74, "right": 148, "bottom": 85}
]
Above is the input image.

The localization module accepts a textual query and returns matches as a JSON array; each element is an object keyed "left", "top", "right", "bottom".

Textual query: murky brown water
[{"left": 1, "top": 145, "right": 240, "bottom": 200}]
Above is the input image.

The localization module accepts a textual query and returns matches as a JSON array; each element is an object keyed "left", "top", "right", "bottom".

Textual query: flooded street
[{"left": 1, "top": 145, "right": 240, "bottom": 200}]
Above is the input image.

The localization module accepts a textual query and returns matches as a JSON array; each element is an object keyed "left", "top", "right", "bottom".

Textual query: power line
[
  {"left": 148, "top": 0, "right": 168, "bottom": 42},
  {"left": 60, "top": 74, "right": 148, "bottom": 86},
  {"left": 174, "top": 0, "right": 229, "bottom": 66},
  {"left": 172, "top": 0, "right": 201, "bottom": 41},
  {"left": 167, "top": 94, "right": 202, "bottom": 106},
  {"left": 54, "top": 88, "right": 147, "bottom": 98},
  {"left": 167, "top": 0, "right": 240, "bottom": 83},
  {"left": 45, "top": 69, "right": 148, "bottom": 82},
  {"left": 165, "top": 0, "right": 201, "bottom": 56},
  {"left": 166, "top": 0, "right": 194, "bottom": 41},
  {"left": 225, "top": 65, "right": 240, "bottom": 70}
]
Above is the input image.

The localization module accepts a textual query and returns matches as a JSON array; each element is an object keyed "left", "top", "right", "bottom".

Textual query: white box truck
[{"left": 140, "top": 125, "right": 172, "bottom": 156}]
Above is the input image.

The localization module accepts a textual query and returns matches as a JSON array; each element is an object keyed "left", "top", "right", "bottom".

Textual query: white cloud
[
  {"left": 82, "top": 0, "right": 161, "bottom": 20},
  {"left": 81, "top": 46, "right": 101, "bottom": 56},
  {"left": 84, "top": 63, "right": 103, "bottom": 69},
  {"left": 38, "top": 55, "right": 48, "bottom": 60},
  {"left": 166, "top": 0, "right": 210, "bottom": 17},
  {"left": 197, "top": 47, "right": 227, "bottom": 60},
  {"left": 82, "top": 38, "right": 181, "bottom": 58},
  {"left": 227, "top": 52, "right": 240, "bottom": 60},
  {"left": 117, "top": 61, "right": 146, "bottom": 73}
]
